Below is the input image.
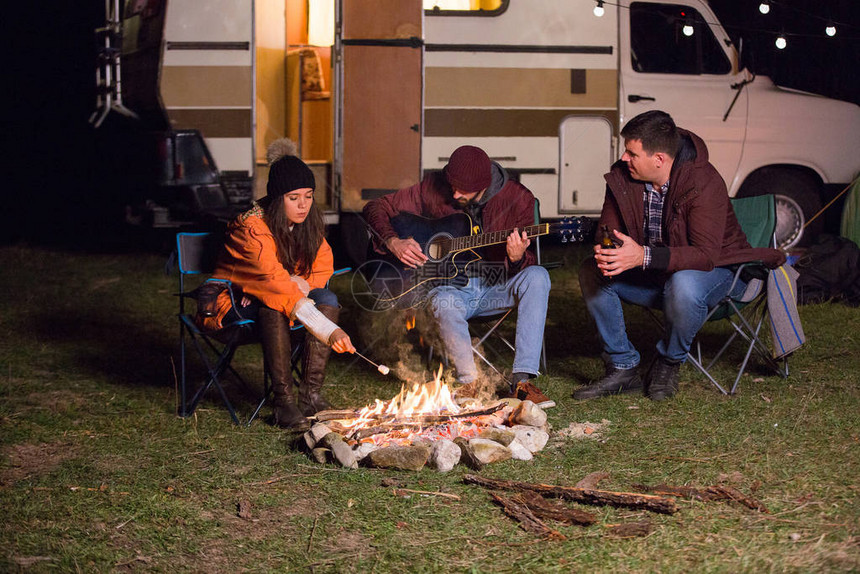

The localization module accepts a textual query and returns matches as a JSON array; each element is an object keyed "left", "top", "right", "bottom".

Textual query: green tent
[{"left": 841, "top": 176, "right": 860, "bottom": 246}]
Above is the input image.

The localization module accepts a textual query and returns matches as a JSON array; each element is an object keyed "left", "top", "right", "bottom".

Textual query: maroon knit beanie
[{"left": 444, "top": 145, "right": 491, "bottom": 192}]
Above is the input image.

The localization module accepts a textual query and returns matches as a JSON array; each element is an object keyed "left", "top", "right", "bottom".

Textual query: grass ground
[{"left": 1, "top": 242, "right": 858, "bottom": 573}]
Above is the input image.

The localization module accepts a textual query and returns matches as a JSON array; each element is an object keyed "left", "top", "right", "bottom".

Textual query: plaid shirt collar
[{"left": 641, "top": 179, "right": 670, "bottom": 268}]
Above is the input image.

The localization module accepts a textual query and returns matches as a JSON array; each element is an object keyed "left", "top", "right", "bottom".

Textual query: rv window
[
  {"left": 630, "top": 2, "right": 730, "bottom": 75},
  {"left": 424, "top": 0, "right": 508, "bottom": 16}
]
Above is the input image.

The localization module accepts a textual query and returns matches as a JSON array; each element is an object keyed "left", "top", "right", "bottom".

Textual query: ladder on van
[{"left": 90, "top": 0, "right": 137, "bottom": 128}]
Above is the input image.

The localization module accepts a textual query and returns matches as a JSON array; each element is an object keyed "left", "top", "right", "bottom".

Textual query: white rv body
[
  {"left": 421, "top": 0, "right": 860, "bottom": 247},
  {"left": 109, "top": 0, "right": 860, "bottom": 246},
  {"left": 159, "top": 0, "right": 255, "bottom": 176}
]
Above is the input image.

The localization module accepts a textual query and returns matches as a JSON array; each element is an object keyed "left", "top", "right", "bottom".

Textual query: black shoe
[
  {"left": 646, "top": 358, "right": 681, "bottom": 401},
  {"left": 572, "top": 366, "right": 643, "bottom": 400}
]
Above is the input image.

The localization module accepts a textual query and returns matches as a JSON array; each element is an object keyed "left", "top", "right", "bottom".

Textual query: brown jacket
[
  {"left": 363, "top": 170, "right": 538, "bottom": 274},
  {"left": 199, "top": 206, "right": 333, "bottom": 331},
  {"left": 601, "top": 129, "right": 785, "bottom": 272}
]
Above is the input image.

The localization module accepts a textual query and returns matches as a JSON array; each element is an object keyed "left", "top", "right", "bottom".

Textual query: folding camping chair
[
  {"left": 173, "top": 232, "right": 273, "bottom": 425},
  {"left": 172, "top": 231, "right": 348, "bottom": 425},
  {"left": 659, "top": 194, "right": 790, "bottom": 394}
]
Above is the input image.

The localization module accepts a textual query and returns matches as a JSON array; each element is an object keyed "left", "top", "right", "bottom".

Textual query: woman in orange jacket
[{"left": 204, "top": 139, "right": 355, "bottom": 430}]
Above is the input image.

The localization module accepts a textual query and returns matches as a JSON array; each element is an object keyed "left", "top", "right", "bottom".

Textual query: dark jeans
[
  {"left": 223, "top": 288, "right": 338, "bottom": 324},
  {"left": 579, "top": 258, "right": 746, "bottom": 367}
]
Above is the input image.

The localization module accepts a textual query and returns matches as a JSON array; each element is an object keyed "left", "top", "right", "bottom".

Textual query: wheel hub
[{"left": 774, "top": 194, "right": 804, "bottom": 250}]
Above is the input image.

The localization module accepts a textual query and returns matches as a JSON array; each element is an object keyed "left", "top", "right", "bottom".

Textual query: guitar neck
[{"left": 451, "top": 223, "right": 550, "bottom": 252}]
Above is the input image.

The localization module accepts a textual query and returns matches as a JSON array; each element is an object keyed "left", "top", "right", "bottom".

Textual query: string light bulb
[
  {"left": 775, "top": 34, "right": 787, "bottom": 49},
  {"left": 759, "top": 1, "right": 770, "bottom": 15},
  {"left": 593, "top": 0, "right": 605, "bottom": 18},
  {"left": 682, "top": 22, "right": 694, "bottom": 36},
  {"left": 825, "top": 23, "right": 836, "bottom": 37}
]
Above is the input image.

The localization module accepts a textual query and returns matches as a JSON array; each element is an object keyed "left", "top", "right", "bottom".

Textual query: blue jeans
[
  {"left": 430, "top": 265, "right": 550, "bottom": 384},
  {"left": 223, "top": 288, "right": 338, "bottom": 323},
  {"left": 578, "top": 257, "right": 745, "bottom": 368}
]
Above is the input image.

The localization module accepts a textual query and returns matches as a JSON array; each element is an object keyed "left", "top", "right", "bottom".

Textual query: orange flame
[
  {"left": 405, "top": 314, "right": 416, "bottom": 331},
  {"left": 343, "top": 365, "right": 460, "bottom": 434}
]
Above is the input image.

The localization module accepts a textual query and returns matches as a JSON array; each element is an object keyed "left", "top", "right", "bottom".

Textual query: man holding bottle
[{"left": 572, "top": 111, "right": 785, "bottom": 401}]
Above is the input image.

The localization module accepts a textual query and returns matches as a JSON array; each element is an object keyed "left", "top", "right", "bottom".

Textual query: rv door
[
  {"left": 618, "top": 0, "right": 747, "bottom": 189},
  {"left": 337, "top": 0, "right": 423, "bottom": 211}
]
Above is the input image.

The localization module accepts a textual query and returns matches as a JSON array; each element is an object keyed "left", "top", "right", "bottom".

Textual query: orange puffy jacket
[{"left": 198, "top": 207, "right": 333, "bottom": 332}]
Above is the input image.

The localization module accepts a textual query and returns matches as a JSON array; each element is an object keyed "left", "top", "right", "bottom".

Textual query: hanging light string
[
  {"left": 589, "top": 0, "right": 860, "bottom": 41},
  {"left": 760, "top": 0, "right": 855, "bottom": 30}
]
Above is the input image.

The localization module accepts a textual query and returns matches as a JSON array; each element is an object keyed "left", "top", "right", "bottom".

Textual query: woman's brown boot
[
  {"left": 257, "top": 307, "right": 309, "bottom": 430},
  {"left": 298, "top": 304, "right": 339, "bottom": 416}
]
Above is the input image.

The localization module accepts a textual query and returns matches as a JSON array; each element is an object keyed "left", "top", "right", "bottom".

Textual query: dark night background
[{"left": 5, "top": 1, "right": 859, "bottom": 249}]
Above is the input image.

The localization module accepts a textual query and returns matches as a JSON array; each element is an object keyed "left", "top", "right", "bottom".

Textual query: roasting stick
[{"left": 354, "top": 351, "right": 390, "bottom": 375}]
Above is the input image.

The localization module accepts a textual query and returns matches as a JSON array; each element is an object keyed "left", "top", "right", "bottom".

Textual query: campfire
[{"left": 303, "top": 366, "right": 550, "bottom": 471}]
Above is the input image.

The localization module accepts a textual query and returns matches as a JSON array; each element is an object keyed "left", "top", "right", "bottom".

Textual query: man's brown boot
[
  {"left": 298, "top": 303, "right": 339, "bottom": 416},
  {"left": 257, "top": 307, "right": 309, "bottom": 430}
]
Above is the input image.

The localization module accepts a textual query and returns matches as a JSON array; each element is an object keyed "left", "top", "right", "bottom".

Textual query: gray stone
[
  {"left": 318, "top": 432, "right": 345, "bottom": 449},
  {"left": 366, "top": 445, "right": 431, "bottom": 471},
  {"left": 329, "top": 438, "right": 358, "bottom": 469},
  {"left": 468, "top": 438, "right": 512, "bottom": 466},
  {"left": 507, "top": 438, "right": 533, "bottom": 461},
  {"left": 352, "top": 441, "right": 378, "bottom": 461},
  {"left": 311, "top": 447, "right": 331, "bottom": 464},
  {"left": 478, "top": 427, "right": 516, "bottom": 446},
  {"left": 457, "top": 438, "right": 512, "bottom": 469},
  {"left": 315, "top": 432, "right": 358, "bottom": 469},
  {"left": 510, "top": 425, "right": 549, "bottom": 453},
  {"left": 510, "top": 400, "right": 547, "bottom": 427},
  {"left": 428, "top": 439, "right": 461, "bottom": 472},
  {"left": 410, "top": 437, "right": 434, "bottom": 449},
  {"left": 304, "top": 423, "right": 332, "bottom": 449},
  {"left": 498, "top": 397, "right": 522, "bottom": 409}
]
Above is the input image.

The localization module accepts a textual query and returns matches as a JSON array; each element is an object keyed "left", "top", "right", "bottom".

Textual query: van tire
[{"left": 738, "top": 168, "right": 823, "bottom": 249}]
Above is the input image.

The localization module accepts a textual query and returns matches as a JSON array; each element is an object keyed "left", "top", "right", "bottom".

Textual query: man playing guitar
[{"left": 363, "top": 145, "right": 554, "bottom": 408}]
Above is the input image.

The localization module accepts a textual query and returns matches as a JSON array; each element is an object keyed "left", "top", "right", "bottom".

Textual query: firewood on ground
[
  {"left": 489, "top": 492, "right": 567, "bottom": 540},
  {"left": 464, "top": 474, "right": 678, "bottom": 515}
]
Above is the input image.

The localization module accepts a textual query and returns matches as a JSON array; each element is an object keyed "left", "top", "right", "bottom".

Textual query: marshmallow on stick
[{"left": 355, "top": 351, "right": 389, "bottom": 376}]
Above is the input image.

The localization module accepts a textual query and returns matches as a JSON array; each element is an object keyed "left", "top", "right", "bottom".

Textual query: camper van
[{"left": 101, "top": 0, "right": 860, "bottom": 249}]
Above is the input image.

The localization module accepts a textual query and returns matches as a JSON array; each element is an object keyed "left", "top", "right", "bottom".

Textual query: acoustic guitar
[{"left": 364, "top": 211, "right": 592, "bottom": 308}]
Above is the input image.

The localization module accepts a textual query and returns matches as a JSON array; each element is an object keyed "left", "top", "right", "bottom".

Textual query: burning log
[
  {"left": 350, "top": 422, "right": 423, "bottom": 441},
  {"left": 413, "top": 403, "right": 505, "bottom": 423},
  {"left": 489, "top": 492, "right": 567, "bottom": 540},
  {"left": 464, "top": 474, "right": 679, "bottom": 515},
  {"left": 317, "top": 403, "right": 506, "bottom": 425},
  {"left": 335, "top": 403, "right": 508, "bottom": 441},
  {"left": 313, "top": 409, "right": 361, "bottom": 422},
  {"left": 634, "top": 483, "right": 769, "bottom": 513}
]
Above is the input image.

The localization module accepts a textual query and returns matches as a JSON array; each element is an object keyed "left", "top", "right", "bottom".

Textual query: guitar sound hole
[{"left": 426, "top": 236, "right": 452, "bottom": 261}]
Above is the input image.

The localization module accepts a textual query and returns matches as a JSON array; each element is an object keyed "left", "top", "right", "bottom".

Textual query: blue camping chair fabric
[{"left": 172, "top": 231, "right": 349, "bottom": 425}]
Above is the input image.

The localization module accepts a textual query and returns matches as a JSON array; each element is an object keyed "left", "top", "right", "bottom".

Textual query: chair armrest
[
  {"left": 736, "top": 261, "right": 769, "bottom": 282},
  {"left": 325, "top": 267, "right": 352, "bottom": 288}
]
